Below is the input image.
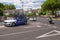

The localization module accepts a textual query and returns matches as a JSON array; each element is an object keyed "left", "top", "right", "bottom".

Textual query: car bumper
[
  {"left": 3, "top": 23, "right": 12, "bottom": 26},
  {"left": 29, "top": 18, "right": 37, "bottom": 21}
]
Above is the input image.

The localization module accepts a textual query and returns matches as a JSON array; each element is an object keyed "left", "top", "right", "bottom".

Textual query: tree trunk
[{"left": 51, "top": 10, "right": 57, "bottom": 18}]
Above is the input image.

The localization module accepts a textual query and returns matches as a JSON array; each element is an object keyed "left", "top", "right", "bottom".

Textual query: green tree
[
  {"left": 4, "top": 13, "right": 14, "bottom": 17},
  {"left": 26, "top": 13, "right": 36, "bottom": 17},
  {"left": 9, "top": 4, "right": 16, "bottom": 10},
  {"left": 0, "top": 3, "right": 4, "bottom": 9},
  {"left": 41, "top": 0, "right": 60, "bottom": 17},
  {"left": 0, "top": 8, "right": 4, "bottom": 21},
  {"left": 0, "top": 8, "right": 3, "bottom": 16},
  {"left": 0, "top": 3, "right": 4, "bottom": 16},
  {"left": 4, "top": 4, "right": 16, "bottom": 10},
  {"left": 4, "top": 4, "right": 9, "bottom": 10}
]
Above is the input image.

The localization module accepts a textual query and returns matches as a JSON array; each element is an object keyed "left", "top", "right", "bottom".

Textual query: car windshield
[{"left": 15, "top": 15, "right": 26, "bottom": 19}]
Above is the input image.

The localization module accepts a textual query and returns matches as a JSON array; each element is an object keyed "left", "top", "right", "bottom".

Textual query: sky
[{"left": 0, "top": 0, "right": 46, "bottom": 9}]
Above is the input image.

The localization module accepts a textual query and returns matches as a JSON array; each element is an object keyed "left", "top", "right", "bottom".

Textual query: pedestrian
[{"left": 48, "top": 16, "right": 54, "bottom": 24}]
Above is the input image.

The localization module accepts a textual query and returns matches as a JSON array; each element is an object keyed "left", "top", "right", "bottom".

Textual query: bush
[
  {"left": 38, "top": 11, "right": 46, "bottom": 15},
  {"left": 4, "top": 13, "right": 14, "bottom": 17},
  {"left": 26, "top": 13, "right": 36, "bottom": 17}
]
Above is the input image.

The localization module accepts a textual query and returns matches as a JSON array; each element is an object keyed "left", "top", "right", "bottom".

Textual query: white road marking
[
  {"left": 0, "top": 26, "right": 6, "bottom": 28},
  {"left": 36, "top": 30, "right": 60, "bottom": 39},
  {"left": 37, "top": 25, "right": 41, "bottom": 27},
  {"left": 0, "top": 29, "right": 40, "bottom": 36},
  {"left": 24, "top": 25, "right": 41, "bottom": 28}
]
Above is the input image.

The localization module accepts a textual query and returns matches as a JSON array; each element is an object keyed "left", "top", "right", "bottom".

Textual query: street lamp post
[{"left": 20, "top": 0, "right": 24, "bottom": 14}]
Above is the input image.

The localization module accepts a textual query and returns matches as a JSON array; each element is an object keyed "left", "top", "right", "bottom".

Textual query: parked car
[
  {"left": 3, "top": 16, "right": 28, "bottom": 27},
  {"left": 29, "top": 17, "right": 37, "bottom": 21}
]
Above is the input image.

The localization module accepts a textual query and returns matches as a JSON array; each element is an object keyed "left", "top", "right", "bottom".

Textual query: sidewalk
[{"left": 52, "top": 18, "right": 60, "bottom": 21}]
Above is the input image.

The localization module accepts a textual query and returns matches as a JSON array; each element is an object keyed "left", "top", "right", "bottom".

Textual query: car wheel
[
  {"left": 12, "top": 22, "right": 16, "bottom": 27},
  {"left": 24, "top": 22, "right": 27, "bottom": 25}
]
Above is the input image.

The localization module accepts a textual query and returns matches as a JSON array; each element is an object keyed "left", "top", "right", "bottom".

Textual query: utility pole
[{"left": 20, "top": 0, "right": 24, "bottom": 15}]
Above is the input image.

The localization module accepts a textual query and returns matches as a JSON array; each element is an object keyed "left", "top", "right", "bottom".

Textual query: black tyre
[
  {"left": 24, "top": 22, "right": 27, "bottom": 25},
  {"left": 12, "top": 22, "right": 16, "bottom": 27}
]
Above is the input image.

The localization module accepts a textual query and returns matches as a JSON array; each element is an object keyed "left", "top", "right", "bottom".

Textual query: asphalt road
[{"left": 0, "top": 17, "right": 60, "bottom": 40}]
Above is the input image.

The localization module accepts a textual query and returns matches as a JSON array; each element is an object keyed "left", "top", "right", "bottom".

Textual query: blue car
[
  {"left": 4, "top": 16, "right": 28, "bottom": 27},
  {"left": 15, "top": 17, "right": 27, "bottom": 25}
]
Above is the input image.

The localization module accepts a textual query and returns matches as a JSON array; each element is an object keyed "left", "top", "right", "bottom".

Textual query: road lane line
[
  {"left": 0, "top": 29, "right": 40, "bottom": 36},
  {"left": 37, "top": 25, "right": 41, "bottom": 27},
  {"left": 36, "top": 30, "right": 60, "bottom": 39}
]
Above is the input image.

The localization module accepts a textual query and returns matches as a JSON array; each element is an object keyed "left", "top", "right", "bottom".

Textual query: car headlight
[{"left": 5, "top": 22, "right": 12, "bottom": 24}]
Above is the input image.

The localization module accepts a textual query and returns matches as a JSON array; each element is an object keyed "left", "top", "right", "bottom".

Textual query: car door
[
  {"left": 22, "top": 17, "right": 27, "bottom": 23},
  {"left": 16, "top": 18, "right": 22, "bottom": 25}
]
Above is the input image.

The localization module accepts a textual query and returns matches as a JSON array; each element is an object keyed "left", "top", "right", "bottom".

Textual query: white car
[
  {"left": 4, "top": 18, "right": 16, "bottom": 27},
  {"left": 29, "top": 17, "right": 37, "bottom": 21}
]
